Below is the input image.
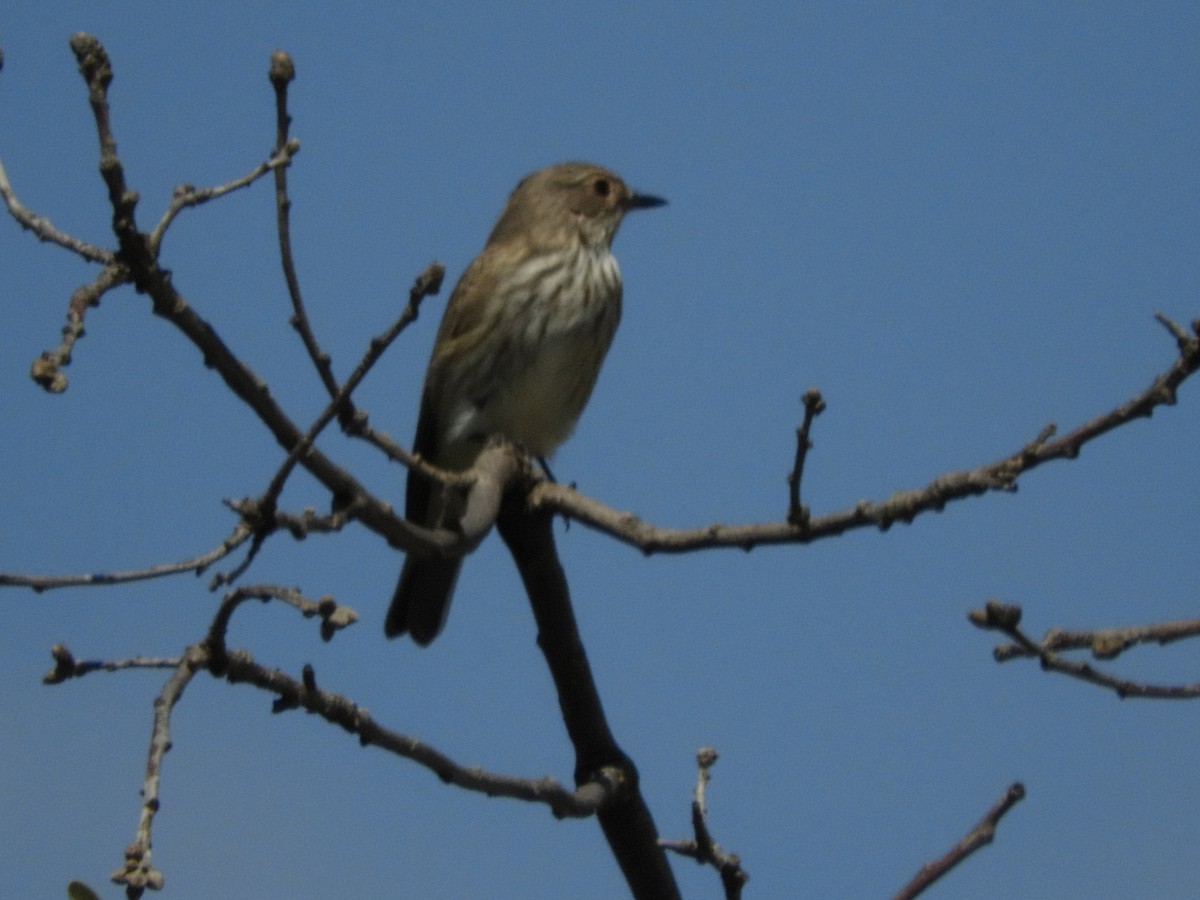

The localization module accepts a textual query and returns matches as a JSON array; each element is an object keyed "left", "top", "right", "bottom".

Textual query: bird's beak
[{"left": 627, "top": 191, "right": 667, "bottom": 211}]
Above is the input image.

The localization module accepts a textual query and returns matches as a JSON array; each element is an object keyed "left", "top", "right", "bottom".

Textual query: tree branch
[
  {"left": 28, "top": 264, "right": 131, "bottom": 392},
  {"left": 266, "top": 50, "right": 343, "bottom": 402},
  {"left": 0, "top": 521, "right": 253, "bottom": 592},
  {"left": 895, "top": 782, "right": 1025, "bottom": 900},
  {"left": 53, "top": 35, "right": 464, "bottom": 565},
  {"left": 0, "top": 155, "right": 115, "bottom": 263},
  {"left": 497, "top": 495, "right": 682, "bottom": 900},
  {"left": 970, "top": 601, "right": 1200, "bottom": 699},
  {"left": 257, "top": 261, "right": 445, "bottom": 512},
  {"left": 659, "top": 747, "right": 749, "bottom": 900},
  {"left": 45, "top": 579, "right": 619, "bottom": 894},
  {"left": 219, "top": 649, "right": 609, "bottom": 818},
  {"left": 109, "top": 645, "right": 205, "bottom": 897},
  {"left": 994, "top": 616, "right": 1200, "bottom": 662},
  {"left": 786, "top": 388, "right": 825, "bottom": 527},
  {"left": 533, "top": 315, "right": 1200, "bottom": 553},
  {"left": 147, "top": 141, "right": 299, "bottom": 254},
  {"left": 42, "top": 645, "right": 181, "bottom": 684},
  {"left": 8, "top": 32, "right": 1196, "bottom": 900}
]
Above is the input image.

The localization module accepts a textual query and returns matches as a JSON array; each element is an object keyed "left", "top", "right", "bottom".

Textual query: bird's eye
[{"left": 592, "top": 178, "right": 611, "bottom": 197}]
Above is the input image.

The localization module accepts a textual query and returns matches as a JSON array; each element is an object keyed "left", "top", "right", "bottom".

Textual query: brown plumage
[{"left": 386, "top": 162, "right": 665, "bottom": 644}]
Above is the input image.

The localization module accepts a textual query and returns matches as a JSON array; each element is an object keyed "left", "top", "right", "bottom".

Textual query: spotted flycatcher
[{"left": 385, "top": 162, "right": 665, "bottom": 644}]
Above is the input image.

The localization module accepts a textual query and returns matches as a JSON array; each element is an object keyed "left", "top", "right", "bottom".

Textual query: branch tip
[
  {"left": 787, "top": 387, "right": 826, "bottom": 526},
  {"left": 69, "top": 33, "right": 112, "bottom": 89},
  {"left": 269, "top": 50, "right": 295, "bottom": 86}
]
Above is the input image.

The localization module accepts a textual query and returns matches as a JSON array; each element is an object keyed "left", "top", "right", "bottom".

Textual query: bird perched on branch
[{"left": 385, "top": 162, "right": 665, "bottom": 644}]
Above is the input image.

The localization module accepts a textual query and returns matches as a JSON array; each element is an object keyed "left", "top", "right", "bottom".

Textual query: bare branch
[
  {"left": 533, "top": 316, "right": 1200, "bottom": 553},
  {"left": 208, "top": 500, "right": 359, "bottom": 591},
  {"left": 1154, "top": 310, "right": 1198, "bottom": 347},
  {"left": 109, "top": 645, "right": 206, "bottom": 896},
  {"left": 219, "top": 649, "right": 609, "bottom": 817},
  {"left": 51, "top": 633, "right": 614, "bottom": 894},
  {"left": 970, "top": 601, "right": 1200, "bottom": 699},
  {"left": 147, "top": 140, "right": 300, "bottom": 254},
  {"left": 258, "top": 261, "right": 445, "bottom": 510},
  {"left": 0, "top": 424, "right": 501, "bottom": 601},
  {"left": 264, "top": 49, "right": 344, "bottom": 403},
  {"left": 895, "top": 782, "right": 1025, "bottom": 900},
  {"left": 69, "top": 34, "right": 147, "bottom": 272},
  {"left": 42, "top": 645, "right": 181, "bottom": 684},
  {"left": 191, "top": 577, "right": 609, "bottom": 818},
  {"left": 995, "top": 616, "right": 1200, "bottom": 662},
  {"left": 498, "top": 499, "right": 682, "bottom": 900},
  {"left": 29, "top": 263, "right": 130, "bottom": 393},
  {"left": 203, "top": 584, "right": 359, "bottom": 653},
  {"left": 53, "top": 35, "right": 443, "bottom": 562},
  {"left": 0, "top": 521, "right": 253, "bottom": 592},
  {"left": 113, "top": 228, "right": 414, "bottom": 549},
  {"left": 333, "top": 261, "right": 447, "bottom": 436},
  {"left": 786, "top": 388, "right": 826, "bottom": 527},
  {"left": 64, "top": 569, "right": 617, "bottom": 893},
  {"left": 659, "top": 747, "right": 749, "bottom": 900},
  {"left": 0, "top": 156, "right": 115, "bottom": 263}
]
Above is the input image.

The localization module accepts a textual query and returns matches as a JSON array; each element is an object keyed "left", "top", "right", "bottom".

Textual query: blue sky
[{"left": 2, "top": 4, "right": 1198, "bottom": 898}]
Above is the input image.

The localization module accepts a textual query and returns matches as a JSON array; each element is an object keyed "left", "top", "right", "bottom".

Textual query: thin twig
[
  {"left": 148, "top": 140, "right": 300, "bottom": 254},
  {"left": 202, "top": 580, "right": 598, "bottom": 816},
  {"left": 217, "top": 647, "right": 608, "bottom": 817},
  {"left": 258, "top": 261, "right": 445, "bottom": 510},
  {"left": 109, "top": 645, "right": 206, "bottom": 895},
  {"left": 894, "top": 782, "right": 1025, "bottom": 900},
  {"left": 994, "top": 616, "right": 1200, "bottom": 662},
  {"left": 42, "top": 645, "right": 182, "bottom": 684},
  {"left": 204, "top": 584, "right": 359, "bottom": 655},
  {"left": 787, "top": 388, "right": 826, "bottom": 527},
  {"left": 970, "top": 601, "right": 1200, "bottom": 699},
  {"left": 29, "top": 263, "right": 130, "bottom": 393},
  {"left": 267, "top": 50, "right": 341, "bottom": 401},
  {"left": 0, "top": 156, "right": 115, "bottom": 263},
  {"left": 206, "top": 500, "right": 357, "bottom": 591},
  {"left": 659, "top": 747, "right": 749, "bottom": 900},
  {"left": 70, "top": 33, "right": 147, "bottom": 274},
  {"left": 0, "top": 521, "right": 253, "bottom": 592}
]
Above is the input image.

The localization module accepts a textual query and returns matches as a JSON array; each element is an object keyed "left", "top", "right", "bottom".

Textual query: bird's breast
[{"left": 445, "top": 246, "right": 622, "bottom": 456}]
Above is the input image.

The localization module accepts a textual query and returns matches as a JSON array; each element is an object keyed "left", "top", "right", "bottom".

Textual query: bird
[{"left": 385, "top": 162, "right": 665, "bottom": 644}]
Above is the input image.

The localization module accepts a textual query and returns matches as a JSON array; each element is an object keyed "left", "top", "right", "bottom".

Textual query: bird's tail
[{"left": 384, "top": 554, "right": 462, "bottom": 645}]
